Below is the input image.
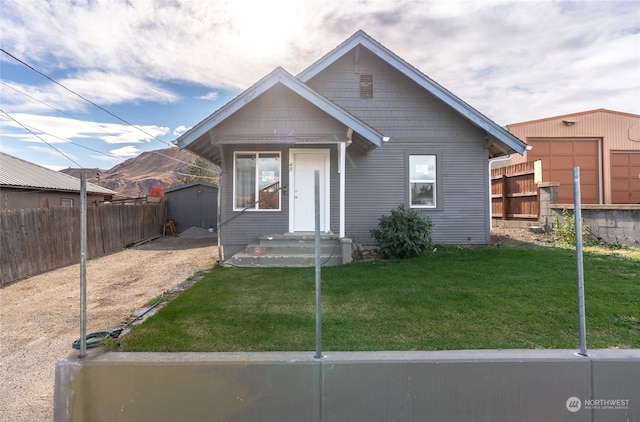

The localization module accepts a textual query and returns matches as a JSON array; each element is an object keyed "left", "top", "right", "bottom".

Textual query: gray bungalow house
[{"left": 177, "top": 31, "right": 527, "bottom": 266}]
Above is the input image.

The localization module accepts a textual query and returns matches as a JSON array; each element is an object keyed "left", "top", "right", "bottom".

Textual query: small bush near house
[
  {"left": 554, "top": 209, "right": 588, "bottom": 246},
  {"left": 370, "top": 205, "right": 433, "bottom": 259}
]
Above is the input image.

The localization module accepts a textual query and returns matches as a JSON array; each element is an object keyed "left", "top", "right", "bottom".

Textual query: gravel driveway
[{"left": 0, "top": 233, "right": 218, "bottom": 421}]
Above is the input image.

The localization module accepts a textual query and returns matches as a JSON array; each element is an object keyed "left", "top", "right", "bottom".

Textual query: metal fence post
[
  {"left": 573, "top": 166, "right": 587, "bottom": 356},
  {"left": 314, "top": 170, "right": 322, "bottom": 359},
  {"left": 80, "top": 173, "right": 87, "bottom": 358}
]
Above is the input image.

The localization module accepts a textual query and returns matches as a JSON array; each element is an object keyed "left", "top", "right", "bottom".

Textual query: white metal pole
[
  {"left": 80, "top": 172, "right": 87, "bottom": 358},
  {"left": 314, "top": 170, "right": 322, "bottom": 359},
  {"left": 573, "top": 166, "right": 587, "bottom": 356}
]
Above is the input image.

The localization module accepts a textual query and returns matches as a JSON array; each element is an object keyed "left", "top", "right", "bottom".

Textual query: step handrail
[{"left": 219, "top": 182, "right": 287, "bottom": 227}]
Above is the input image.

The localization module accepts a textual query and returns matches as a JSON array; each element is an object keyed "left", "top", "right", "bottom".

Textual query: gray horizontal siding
[
  {"left": 309, "top": 46, "right": 491, "bottom": 245},
  {"left": 215, "top": 85, "right": 346, "bottom": 138},
  {"left": 344, "top": 138, "right": 490, "bottom": 245}
]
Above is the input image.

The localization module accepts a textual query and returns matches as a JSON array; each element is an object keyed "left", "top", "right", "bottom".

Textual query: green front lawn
[{"left": 121, "top": 246, "right": 640, "bottom": 352}]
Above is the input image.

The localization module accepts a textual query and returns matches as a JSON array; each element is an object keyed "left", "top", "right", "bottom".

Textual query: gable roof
[
  {"left": 176, "top": 67, "right": 384, "bottom": 162},
  {"left": 0, "top": 152, "right": 116, "bottom": 195},
  {"left": 163, "top": 181, "right": 218, "bottom": 194},
  {"left": 298, "top": 30, "right": 527, "bottom": 157}
]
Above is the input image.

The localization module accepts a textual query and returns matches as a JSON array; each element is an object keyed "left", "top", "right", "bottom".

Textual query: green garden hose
[
  {"left": 71, "top": 330, "right": 114, "bottom": 349},
  {"left": 71, "top": 293, "right": 165, "bottom": 350}
]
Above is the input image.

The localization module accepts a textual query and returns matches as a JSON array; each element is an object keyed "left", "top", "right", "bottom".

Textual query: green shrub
[
  {"left": 370, "top": 205, "right": 433, "bottom": 259},
  {"left": 554, "top": 208, "right": 588, "bottom": 246}
]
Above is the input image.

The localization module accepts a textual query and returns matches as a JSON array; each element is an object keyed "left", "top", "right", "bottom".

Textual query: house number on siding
[{"left": 289, "top": 163, "right": 293, "bottom": 172}]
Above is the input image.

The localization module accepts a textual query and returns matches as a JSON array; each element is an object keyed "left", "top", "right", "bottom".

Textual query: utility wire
[
  {"left": 0, "top": 58, "right": 216, "bottom": 173},
  {"left": 0, "top": 112, "right": 218, "bottom": 180},
  {"left": 0, "top": 48, "right": 174, "bottom": 148},
  {"left": 0, "top": 80, "right": 116, "bottom": 137},
  {"left": 0, "top": 109, "right": 83, "bottom": 167}
]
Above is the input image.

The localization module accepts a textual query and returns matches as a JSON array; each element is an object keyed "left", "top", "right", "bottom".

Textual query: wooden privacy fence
[
  {"left": 491, "top": 161, "right": 540, "bottom": 220},
  {"left": 1, "top": 204, "right": 164, "bottom": 285}
]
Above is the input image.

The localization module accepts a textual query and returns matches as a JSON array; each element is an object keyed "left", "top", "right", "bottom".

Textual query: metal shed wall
[
  {"left": 164, "top": 183, "right": 218, "bottom": 233},
  {"left": 507, "top": 110, "right": 640, "bottom": 204}
]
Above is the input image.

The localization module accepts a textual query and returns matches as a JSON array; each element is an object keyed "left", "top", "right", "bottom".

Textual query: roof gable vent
[{"left": 360, "top": 74, "right": 373, "bottom": 99}]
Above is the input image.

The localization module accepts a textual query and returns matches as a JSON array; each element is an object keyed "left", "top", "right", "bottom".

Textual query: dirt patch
[
  {"left": 490, "top": 227, "right": 561, "bottom": 247},
  {"left": 0, "top": 233, "right": 218, "bottom": 422}
]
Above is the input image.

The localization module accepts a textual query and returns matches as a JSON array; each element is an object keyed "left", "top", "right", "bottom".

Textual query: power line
[
  {"left": 0, "top": 80, "right": 115, "bottom": 136},
  {"left": 0, "top": 109, "right": 83, "bottom": 167},
  {"left": 0, "top": 115, "right": 125, "bottom": 162},
  {"left": 0, "top": 57, "right": 216, "bottom": 173},
  {"left": 0, "top": 48, "right": 173, "bottom": 147},
  {"left": 0, "top": 111, "right": 218, "bottom": 181}
]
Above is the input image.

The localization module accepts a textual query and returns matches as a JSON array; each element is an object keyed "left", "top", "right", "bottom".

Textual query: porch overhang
[{"left": 175, "top": 67, "right": 384, "bottom": 165}]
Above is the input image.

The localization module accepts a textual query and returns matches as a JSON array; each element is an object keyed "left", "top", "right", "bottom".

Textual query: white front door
[{"left": 289, "top": 149, "right": 330, "bottom": 232}]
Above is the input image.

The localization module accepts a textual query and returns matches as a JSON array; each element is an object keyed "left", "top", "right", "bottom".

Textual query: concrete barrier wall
[{"left": 55, "top": 350, "right": 639, "bottom": 422}]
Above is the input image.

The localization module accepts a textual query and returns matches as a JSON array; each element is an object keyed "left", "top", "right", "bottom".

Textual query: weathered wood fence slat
[
  {"left": 491, "top": 161, "right": 539, "bottom": 220},
  {"left": 0, "top": 204, "right": 164, "bottom": 285}
]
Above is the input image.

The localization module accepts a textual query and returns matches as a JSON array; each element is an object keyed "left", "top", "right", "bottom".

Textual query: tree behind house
[{"left": 177, "top": 157, "right": 220, "bottom": 184}]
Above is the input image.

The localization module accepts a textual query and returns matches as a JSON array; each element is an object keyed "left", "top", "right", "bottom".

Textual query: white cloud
[
  {"left": 173, "top": 125, "right": 190, "bottom": 136},
  {"left": 110, "top": 145, "right": 142, "bottom": 158},
  {"left": 1, "top": 113, "right": 169, "bottom": 144},
  {"left": 199, "top": 91, "right": 219, "bottom": 101},
  {"left": 0, "top": 0, "right": 638, "bottom": 126}
]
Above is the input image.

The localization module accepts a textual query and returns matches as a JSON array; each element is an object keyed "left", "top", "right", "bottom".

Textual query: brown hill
[{"left": 60, "top": 147, "right": 203, "bottom": 197}]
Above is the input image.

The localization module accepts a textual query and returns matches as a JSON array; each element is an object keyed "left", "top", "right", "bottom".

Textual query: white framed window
[
  {"left": 409, "top": 155, "right": 436, "bottom": 208},
  {"left": 60, "top": 198, "right": 74, "bottom": 207},
  {"left": 233, "top": 152, "right": 281, "bottom": 211}
]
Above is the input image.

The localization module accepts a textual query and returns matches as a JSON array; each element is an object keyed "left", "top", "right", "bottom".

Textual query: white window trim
[
  {"left": 409, "top": 154, "right": 437, "bottom": 209},
  {"left": 233, "top": 151, "right": 281, "bottom": 211}
]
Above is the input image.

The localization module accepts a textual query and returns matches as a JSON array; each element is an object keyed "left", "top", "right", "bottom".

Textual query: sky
[{"left": 0, "top": 0, "right": 639, "bottom": 171}]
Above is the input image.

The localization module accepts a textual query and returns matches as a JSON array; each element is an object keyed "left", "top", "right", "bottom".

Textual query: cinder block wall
[
  {"left": 551, "top": 205, "right": 640, "bottom": 247},
  {"left": 55, "top": 350, "right": 640, "bottom": 422}
]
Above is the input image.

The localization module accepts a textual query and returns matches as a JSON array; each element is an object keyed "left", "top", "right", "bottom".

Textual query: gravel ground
[{"left": 0, "top": 232, "right": 217, "bottom": 422}]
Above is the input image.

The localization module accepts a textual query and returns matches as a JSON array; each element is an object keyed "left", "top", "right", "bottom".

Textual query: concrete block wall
[
  {"left": 551, "top": 205, "right": 640, "bottom": 247},
  {"left": 55, "top": 350, "right": 639, "bottom": 422}
]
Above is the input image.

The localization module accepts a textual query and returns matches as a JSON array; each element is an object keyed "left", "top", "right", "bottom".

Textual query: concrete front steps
[{"left": 224, "top": 233, "right": 351, "bottom": 267}]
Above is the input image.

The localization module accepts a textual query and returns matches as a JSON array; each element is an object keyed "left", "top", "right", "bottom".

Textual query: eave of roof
[
  {"left": 163, "top": 181, "right": 218, "bottom": 193},
  {"left": 507, "top": 108, "right": 640, "bottom": 127},
  {"left": 297, "top": 30, "right": 528, "bottom": 156},
  {"left": 176, "top": 67, "right": 384, "bottom": 152}
]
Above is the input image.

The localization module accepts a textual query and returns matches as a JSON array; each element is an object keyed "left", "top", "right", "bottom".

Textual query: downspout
[{"left": 216, "top": 141, "right": 225, "bottom": 264}]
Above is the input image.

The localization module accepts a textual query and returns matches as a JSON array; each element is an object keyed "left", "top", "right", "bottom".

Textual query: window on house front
[
  {"left": 234, "top": 152, "right": 281, "bottom": 210},
  {"left": 409, "top": 155, "right": 436, "bottom": 208},
  {"left": 60, "top": 198, "right": 73, "bottom": 207},
  {"left": 360, "top": 74, "right": 373, "bottom": 99}
]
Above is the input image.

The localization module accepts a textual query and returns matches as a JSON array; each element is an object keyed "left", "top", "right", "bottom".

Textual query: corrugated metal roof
[{"left": 0, "top": 152, "right": 116, "bottom": 195}]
